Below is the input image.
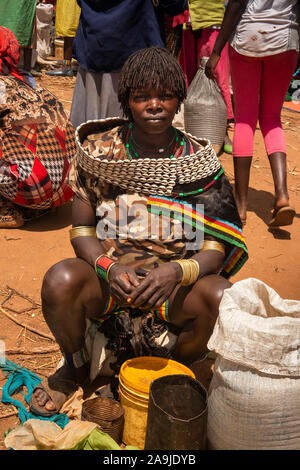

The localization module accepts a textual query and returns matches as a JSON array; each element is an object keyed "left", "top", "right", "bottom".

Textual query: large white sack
[{"left": 207, "top": 278, "right": 300, "bottom": 450}]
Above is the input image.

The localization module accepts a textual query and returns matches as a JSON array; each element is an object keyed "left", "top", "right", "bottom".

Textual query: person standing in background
[
  {"left": 205, "top": 0, "right": 299, "bottom": 228},
  {"left": 70, "top": 0, "right": 187, "bottom": 129},
  {"left": 0, "top": 0, "right": 37, "bottom": 73},
  {"left": 180, "top": 0, "right": 234, "bottom": 154},
  {"left": 46, "top": 0, "right": 81, "bottom": 77}
]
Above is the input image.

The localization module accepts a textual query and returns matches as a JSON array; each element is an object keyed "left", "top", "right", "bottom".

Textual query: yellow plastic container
[{"left": 119, "top": 356, "right": 195, "bottom": 449}]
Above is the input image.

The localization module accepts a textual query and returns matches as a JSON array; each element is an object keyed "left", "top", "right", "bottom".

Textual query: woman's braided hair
[{"left": 118, "top": 46, "right": 187, "bottom": 120}]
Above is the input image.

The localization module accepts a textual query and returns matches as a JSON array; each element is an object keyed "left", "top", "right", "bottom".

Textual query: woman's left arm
[{"left": 205, "top": 0, "right": 247, "bottom": 79}]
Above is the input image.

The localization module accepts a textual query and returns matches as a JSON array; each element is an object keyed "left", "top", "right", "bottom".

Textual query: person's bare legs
[
  {"left": 34, "top": 265, "right": 231, "bottom": 409},
  {"left": 33, "top": 257, "right": 108, "bottom": 412},
  {"left": 168, "top": 274, "right": 232, "bottom": 364}
]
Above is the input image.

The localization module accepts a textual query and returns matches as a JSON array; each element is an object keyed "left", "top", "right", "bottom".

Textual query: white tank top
[{"left": 230, "top": 0, "right": 300, "bottom": 56}]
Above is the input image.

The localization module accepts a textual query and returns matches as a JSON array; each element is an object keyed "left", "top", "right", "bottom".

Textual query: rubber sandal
[
  {"left": 30, "top": 377, "right": 78, "bottom": 417},
  {"left": 268, "top": 206, "right": 296, "bottom": 228}
]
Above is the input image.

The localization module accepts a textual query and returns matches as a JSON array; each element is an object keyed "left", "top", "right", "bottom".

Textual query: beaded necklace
[
  {"left": 123, "top": 123, "right": 224, "bottom": 198},
  {"left": 125, "top": 124, "right": 185, "bottom": 160},
  {"left": 172, "top": 167, "right": 225, "bottom": 198}
]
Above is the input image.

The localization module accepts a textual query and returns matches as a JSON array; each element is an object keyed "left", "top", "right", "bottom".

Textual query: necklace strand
[{"left": 125, "top": 124, "right": 185, "bottom": 160}]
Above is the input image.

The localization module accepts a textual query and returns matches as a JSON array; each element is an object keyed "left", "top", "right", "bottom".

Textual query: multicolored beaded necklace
[
  {"left": 171, "top": 167, "right": 225, "bottom": 198},
  {"left": 125, "top": 123, "right": 185, "bottom": 160},
  {"left": 124, "top": 123, "right": 225, "bottom": 199}
]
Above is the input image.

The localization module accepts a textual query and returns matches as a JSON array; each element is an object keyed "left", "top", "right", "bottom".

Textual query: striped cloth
[{"left": 147, "top": 195, "right": 248, "bottom": 278}]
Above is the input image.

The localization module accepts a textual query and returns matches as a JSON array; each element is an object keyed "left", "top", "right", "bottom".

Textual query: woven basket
[
  {"left": 81, "top": 397, "right": 125, "bottom": 444},
  {"left": 75, "top": 118, "right": 222, "bottom": 196}
]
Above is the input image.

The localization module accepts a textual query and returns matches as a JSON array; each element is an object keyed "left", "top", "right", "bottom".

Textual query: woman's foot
[
  {"left": 30, "top": 364, "right": 90, "bottom": 416},
  {"left": 0, "top": 197, "right": 24, "bottom": 228},
  {"left": 269, "top": 206, "right": 295, "bottom": 227},
  {"left": 269, "top": 197, "right": 295, "bottom": 228}
]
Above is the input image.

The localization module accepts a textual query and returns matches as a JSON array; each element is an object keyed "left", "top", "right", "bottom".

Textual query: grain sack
[
  {"left": 206, "top": 278, "right": 300, "bottom": 450},
  {"left": 184, "top": 57, "right": 227, "bottom": 154}
]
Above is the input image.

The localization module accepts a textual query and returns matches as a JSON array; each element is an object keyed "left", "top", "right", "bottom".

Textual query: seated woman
[
  {"left": 30, "top": 46, "right": 248, "bottom": 416},
  {"left": 0, "top": 26, "right": 75, "bottom": 227}
]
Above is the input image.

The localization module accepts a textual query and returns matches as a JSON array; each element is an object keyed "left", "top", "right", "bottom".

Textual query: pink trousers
[
  {"left": 180, "top": 28, "right": 234, "bottom": 120},
  {"left": 229, "top": 46, "right": 298, "bottom": 157}
]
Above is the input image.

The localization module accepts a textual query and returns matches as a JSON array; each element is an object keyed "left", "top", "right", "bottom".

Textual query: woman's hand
[
  {"left": 205, "top": 52, "right": 220, "bottom": 80},
  {"left": 108, "top": 264, "right": 140, "bottom": 306},
  {"left": 126, "top": 262, "right": 182, "bottom": 310}
]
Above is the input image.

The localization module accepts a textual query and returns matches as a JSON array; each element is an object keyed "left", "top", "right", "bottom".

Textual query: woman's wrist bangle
[
  {"left": 70, "top": 226, "right": 96, "bottom": 240},
  {"left": 200, "top": 240, "right": 225, "bottom": 256},
  {"left": 94, "top": 255, "right": 117, "bottom": 282},
  {"left": 172, "top": 259, "right": 200, "bottom": 286}
]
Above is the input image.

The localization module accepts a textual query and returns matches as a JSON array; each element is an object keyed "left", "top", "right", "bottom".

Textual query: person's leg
[
  {"left": 46, "top": 36, "right": 75, "bottom": 76},
  {"left": 168, "top": 274, "right": 232, "bottom": 364},
  {"left": 63, "top": 36, "right": 73, "bottom": 62},
  {"left": 23, "top": 47, "right": 32, "bottom": 72},
  {"left": 33, "top": 257, "right": 109, "bottom": 412},
  {"left": 179, "top": 28, "right": 198, "bottom": 87},
  {"left": 233, "top": 156, "right": 252, "bottom": 225},
  {"left": 259, "top": 50, "right": 298, "bottom": 223},
  {"left": 229, "top": 47, "right": 262, "bottom": 223}
]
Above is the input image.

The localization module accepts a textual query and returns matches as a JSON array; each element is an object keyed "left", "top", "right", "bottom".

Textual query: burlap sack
[
  {"left": 207, "top": 278, "right": 300, "bottom": 450},
  {"left": 184, "top": 57, "right": 227, "bottom": 154}
]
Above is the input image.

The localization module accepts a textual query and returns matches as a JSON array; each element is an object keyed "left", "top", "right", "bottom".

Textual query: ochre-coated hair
[{"left": 118, "top": 46, "right": 187, "bottom": 120}]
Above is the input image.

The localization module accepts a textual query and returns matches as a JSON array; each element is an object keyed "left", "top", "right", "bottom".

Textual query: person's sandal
[
  {"left": 268, "top": 206, "right": 296, "bottom": 228},
  {"left": 30, "top": 377, "right": 78, "bottom": 417}
]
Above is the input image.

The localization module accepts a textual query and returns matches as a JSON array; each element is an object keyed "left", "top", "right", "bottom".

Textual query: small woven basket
[{"left": 81, "top": 397, "right": 125, "bottom": 444}]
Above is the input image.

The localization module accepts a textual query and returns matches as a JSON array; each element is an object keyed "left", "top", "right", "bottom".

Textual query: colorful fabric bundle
[
  {"left": 0, "top": 74, "right": 75, "bottom": 209},
  {"left": 0, "top": 26, "right": 24, "bottom": 82}
]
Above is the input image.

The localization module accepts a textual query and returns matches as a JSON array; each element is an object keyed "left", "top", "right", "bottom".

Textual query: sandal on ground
[
  {"left": 268, "top": 206, "right": 296, "bottom": 228},
  {"left": 30, "top": 376, "right": 79, "bottom": 417},
  {"left": 0, "top": 198, "right": 24, "bottom": 228}
]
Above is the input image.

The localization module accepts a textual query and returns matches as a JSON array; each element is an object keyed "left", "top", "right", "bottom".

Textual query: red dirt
[{"left": 0, "top": 73, "right": 299, "bottom": 449}]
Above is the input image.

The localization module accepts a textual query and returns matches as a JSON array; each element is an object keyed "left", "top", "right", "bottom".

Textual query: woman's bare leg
[
  {"left": 33, "top": 257, "right": 108, "bottom": 411},
  {"left": 168, "top": 274, "right": 232, "bottom": 364}
]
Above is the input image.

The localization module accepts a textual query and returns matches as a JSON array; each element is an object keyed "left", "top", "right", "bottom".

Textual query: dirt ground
[{"left": 0, "top": 72, "right": 299, "bottom": 449}]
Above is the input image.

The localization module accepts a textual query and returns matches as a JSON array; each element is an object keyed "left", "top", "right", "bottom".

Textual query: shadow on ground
[
  {"left": 21, "top": 202, "right": 72, "bottom": 232},
  {"left": 246, "top": 187, "right": 297, "bottom": 239}
]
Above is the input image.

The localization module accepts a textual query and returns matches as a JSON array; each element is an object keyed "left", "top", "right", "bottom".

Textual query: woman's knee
[
  {"left": 41, "top": 258, "right": 93, "bottom": 306},
  {"left": 194, "top": 274, "right": 232, "bottom": 311}
]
